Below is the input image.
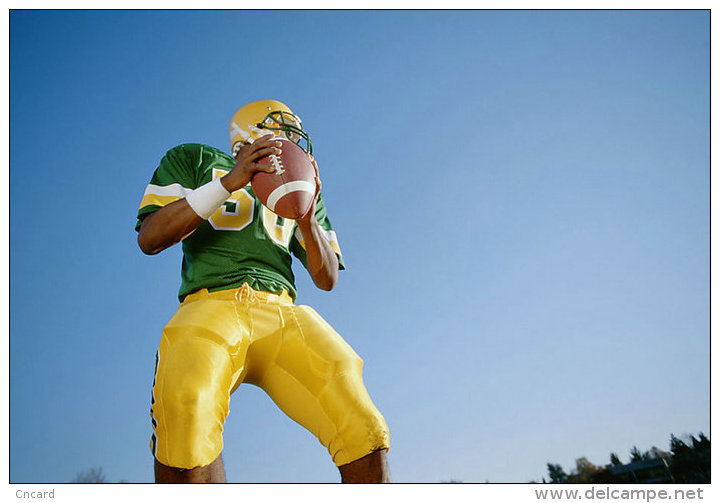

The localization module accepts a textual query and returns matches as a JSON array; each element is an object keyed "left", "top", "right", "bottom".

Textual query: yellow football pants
[{"left": 150, "top": 283, "right": 389, "bottom": 469}]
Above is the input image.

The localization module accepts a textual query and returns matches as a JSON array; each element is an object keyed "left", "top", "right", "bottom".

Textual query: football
[{"left": 252, "top": 138, "right": 317, "bottom": 219}]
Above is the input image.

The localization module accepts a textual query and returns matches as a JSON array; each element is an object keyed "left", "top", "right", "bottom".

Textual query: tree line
[
  {"left": 72, "top": 466, "right": 127, "bottom": 483},
  {"left": 536, "top": 432, "right": 710, "bottom": 484}
]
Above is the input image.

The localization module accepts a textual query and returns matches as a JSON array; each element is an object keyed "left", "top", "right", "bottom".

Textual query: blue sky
[{"left": 9, "top": 10, "right": 709, "bottom": 483}]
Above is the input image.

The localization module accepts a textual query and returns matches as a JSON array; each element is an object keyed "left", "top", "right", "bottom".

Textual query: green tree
[
  {"left": 669, "top": 433, "right": 710, "bottom": 483},
  {"left": 670, "top": 434, "right": 689, "bottom": 455},
  {"left": 609, "top": 453, "right": 622, "bottom": 466},
  {"left": 72, "top": 467, "right": 106, "bottom": 483},
  {"left": 629, "top": 446, "right": 643, "bottom": 462},
  {"left": 570, "top": 457, "right": 598, "bottom": 483},
  {"left": 547, "top": 463, "right": 568, "bottom": 483}
]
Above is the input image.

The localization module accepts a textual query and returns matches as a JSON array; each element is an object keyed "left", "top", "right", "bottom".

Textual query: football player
[{"left": 135, "top": 100, "right": 390, "bottom": 483}]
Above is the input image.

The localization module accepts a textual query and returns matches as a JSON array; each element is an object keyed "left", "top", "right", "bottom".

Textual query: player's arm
[
  {"left": 295, "top": 159, "right": 339, "bottom": 291},
  {"left": 137, "top": 199, "right": 203, "bottom": 255},
  {"left": 137, "top": 135, "right": 282, "bottom": 255}
]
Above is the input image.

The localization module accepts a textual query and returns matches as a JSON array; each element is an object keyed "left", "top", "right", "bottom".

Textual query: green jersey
[{"left": 136, "top": 143, "right": 344, "bottom": 301}]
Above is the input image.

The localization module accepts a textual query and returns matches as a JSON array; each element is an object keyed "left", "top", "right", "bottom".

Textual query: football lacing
[{"left": 270, "top": 154, "right": 285, "bottom": 175}]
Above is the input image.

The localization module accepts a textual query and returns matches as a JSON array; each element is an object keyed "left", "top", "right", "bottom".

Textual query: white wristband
[{"left": 186, "top": 177, "right": 231, "bottom": 219}]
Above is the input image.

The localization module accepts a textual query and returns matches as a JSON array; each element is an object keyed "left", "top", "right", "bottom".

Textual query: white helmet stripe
[
  {"left": 247, "top": 123, "right": 267, "bottom": 138},
  {"left": 230, "top": 121, "right": 253, "bottom": 142}
]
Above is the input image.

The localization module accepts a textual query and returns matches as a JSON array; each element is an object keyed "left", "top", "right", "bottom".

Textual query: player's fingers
[
  {"left": 240, "top": 136, "right": 277, "bottom": 156},
  {"left": 252, "top": 162, "right": 278, "bottom": 174},
  {"left": 245, "top": 146, "right": 282, "bottom": 162},
  {"left": 256, "top": 133, "right": 275, "bottom": 142},
  {"left": 248, "top": 137, "right": 282, "bottom": 153},
  {"left": 252, "top": 134, "right": 281, "bottom": 147},
  {"left": 233, "top": 137, "right": 276, "bottom": 161},
  {"left": 233, "top": 142, "right": 251, "bottom": 160}
]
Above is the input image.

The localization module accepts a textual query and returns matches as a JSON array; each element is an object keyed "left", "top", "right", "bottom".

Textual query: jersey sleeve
[
  {"left": 290, "top": 193, "right": 346, "bottom": 271},
  {"left": 135, "top": 144, "right": 201, "bottom": 231}
]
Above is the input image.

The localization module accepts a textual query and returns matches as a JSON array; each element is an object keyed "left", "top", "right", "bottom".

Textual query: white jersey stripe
[
  {"left": 293, "top": 226, "right": 338, "bottom": 244},
  {"left": 143, "top": 183, "right": 194, "bottom": 198}
]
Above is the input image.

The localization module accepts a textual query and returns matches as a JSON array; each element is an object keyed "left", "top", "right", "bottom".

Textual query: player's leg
[
  {"left": 154, "top": 454, "right": 226, "bottom": 483},
  {"left": 339, "top": 450, "right": 390, "bottom": 483},
  {"left": 150, "top": 294, "right": 249, "bottom": 483},
  {"left": 255, "top": 303, "right": 390, "bottom": 482}
]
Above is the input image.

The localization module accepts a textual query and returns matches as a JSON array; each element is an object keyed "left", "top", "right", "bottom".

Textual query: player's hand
[
  {"left": 221, "top": 134, "right": 282, "bottom": 192},
  {"left": 297, "top": 155, "right": 321, "bottom": 224}
]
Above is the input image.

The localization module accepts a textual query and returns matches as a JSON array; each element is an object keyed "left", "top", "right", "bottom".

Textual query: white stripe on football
[{"left": 266, "top": 180, "right": 316, "bottom": 212}]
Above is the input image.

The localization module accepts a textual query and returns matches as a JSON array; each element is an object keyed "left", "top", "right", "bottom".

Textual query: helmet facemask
[{"left": 257, "top": 110, "right": 313, "bottom": 155}]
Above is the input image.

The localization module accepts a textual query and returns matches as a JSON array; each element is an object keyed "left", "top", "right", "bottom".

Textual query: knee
[
  {"left": 153, "top": 340, "right": 232, "bottom": 423},
  {"left": 356, "top": 406, "right": 390, "bottom": 445},
  {"left": 159, "top": 383, "right": 224, "bottom": 423},
  {"left": 333, "top": 413, "right": 390, "bottom": 467},
  {"left": 163, "top": 388, "right": 198, "bottom": 417}
]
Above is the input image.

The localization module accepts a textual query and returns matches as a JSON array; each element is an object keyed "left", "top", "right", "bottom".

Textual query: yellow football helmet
[{"left": 229, "top": 99, "right": 312, "bottom": 156}]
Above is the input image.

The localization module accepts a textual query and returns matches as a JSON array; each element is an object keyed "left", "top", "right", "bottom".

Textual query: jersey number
[{"left": 208, "top": 169, "right": 295, "bottom": 248}]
